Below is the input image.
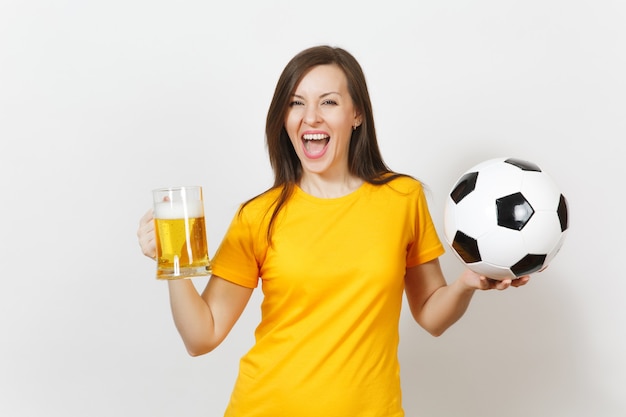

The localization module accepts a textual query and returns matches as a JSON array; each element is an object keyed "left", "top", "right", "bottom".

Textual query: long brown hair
[{"left": 245, "top": 45, "right": 404, "bottom": 242}]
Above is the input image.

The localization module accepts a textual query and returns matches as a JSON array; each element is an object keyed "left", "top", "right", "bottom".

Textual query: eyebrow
[{"left": 292, "top": 91, "right": 342, "bottom": 99}]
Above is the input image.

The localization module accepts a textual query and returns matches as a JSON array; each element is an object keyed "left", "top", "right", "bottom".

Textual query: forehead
[{"left": 294, "top": 64, "right": 348, "bottom": 94}]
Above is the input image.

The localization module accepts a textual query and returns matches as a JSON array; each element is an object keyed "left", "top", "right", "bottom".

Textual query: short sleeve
[
  {"left": 210, "top": 207, "right": 263, "bottom": 289},
  {"left": 406, "top": 186, "right": 445, "bottom": 268}
]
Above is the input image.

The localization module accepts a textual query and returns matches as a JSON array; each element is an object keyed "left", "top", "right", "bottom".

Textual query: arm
[
  {"left": 168, "top": 275, "right": 253, "bottom": 356},
  {"left": 137, "top": 209, "right": 253, "bottom": 356},
  {"left": 404, "top": 258, "right": 530, "bottom": 337}
]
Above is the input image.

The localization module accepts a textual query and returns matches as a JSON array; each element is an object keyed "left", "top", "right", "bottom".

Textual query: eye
[
  {"left": 322, "top": 99, "right": 338, "bottom": 105},
  {"left": 289, "top": 99, "right": 304, "bottom": 107}
]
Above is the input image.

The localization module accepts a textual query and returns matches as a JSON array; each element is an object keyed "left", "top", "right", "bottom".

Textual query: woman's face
[{"left": 284, "top": 64, "right": 361, "bottom": 180}]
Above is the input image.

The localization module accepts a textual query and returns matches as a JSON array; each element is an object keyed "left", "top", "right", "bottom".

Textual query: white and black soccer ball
[{"left": 443, "top": 157, "right": 569, "bottom": 280}]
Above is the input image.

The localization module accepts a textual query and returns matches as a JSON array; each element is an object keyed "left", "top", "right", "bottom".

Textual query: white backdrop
[{"left": 1, "top": 1, "right": 624, "bottom": 416}]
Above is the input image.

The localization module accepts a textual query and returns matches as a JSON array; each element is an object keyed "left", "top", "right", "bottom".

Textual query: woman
[{"left": 137, "top": 45, "right": 529, "bottom": 417}]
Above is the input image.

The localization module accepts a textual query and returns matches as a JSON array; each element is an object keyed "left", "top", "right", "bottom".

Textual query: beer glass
[{"left": 152, "top": 186, "right": 211, "bottom": 279}]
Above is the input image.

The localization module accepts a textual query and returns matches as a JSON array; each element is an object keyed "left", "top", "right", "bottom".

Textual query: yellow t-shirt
[{"left": 211, "top": 176, "right": 444, "bottom": 417}]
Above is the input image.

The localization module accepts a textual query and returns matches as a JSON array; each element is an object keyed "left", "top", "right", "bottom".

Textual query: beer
[{"left": 153, "top": 188, "right": 211, "bottom": 279}]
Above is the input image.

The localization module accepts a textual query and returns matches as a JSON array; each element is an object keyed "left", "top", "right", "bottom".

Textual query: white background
[{"left": 1, "top": 1, "right": 624, "bottom": 416}]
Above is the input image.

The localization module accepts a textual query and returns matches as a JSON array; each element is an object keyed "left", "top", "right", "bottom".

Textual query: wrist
[{"left": 455, "top": 270, "right": 480, "bottom": 292}]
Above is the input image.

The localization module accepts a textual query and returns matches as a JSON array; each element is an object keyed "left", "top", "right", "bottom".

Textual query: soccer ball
[{"left": 443, "top": 157, "right": 569, "bottom": 280}]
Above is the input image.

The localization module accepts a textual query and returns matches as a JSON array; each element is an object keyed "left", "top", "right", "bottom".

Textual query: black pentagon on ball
[
  {"left": 496, "top": 192, "right": 534, "bottom": 231},
  {"left": 504, "top": 158, "right": 542, "bottom": 172},
  {"left": 511, "top": 254, "right": 547, "bottom": 277},
  {"left": 558, "top": 194, "right": 569, "bottom": 232},
  {"left": 452, "top": 230, "right": 481, "bottom": 264},
  {"left": 450, "top": 172, "right": 479, "bottom": 204}
]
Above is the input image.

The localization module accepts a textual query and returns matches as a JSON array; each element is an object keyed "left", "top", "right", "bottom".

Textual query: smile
[{"left": 302, "top": 133, "right": 330, "bottom": 159}]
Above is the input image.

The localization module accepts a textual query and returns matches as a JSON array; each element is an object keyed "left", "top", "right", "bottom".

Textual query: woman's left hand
[{"left": 461, "top": 268, "right": 531, "bottom": 291}]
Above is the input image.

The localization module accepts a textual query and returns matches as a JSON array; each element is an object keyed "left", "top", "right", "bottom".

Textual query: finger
[
  {"left": 137, "top": 210, "right": 155, "bottom": 236},
  {"left": 139, "top": 236, "right": 157, "bottom": 259},
  {"left": 140, "top": 231, "right": 155, "bottom": 248},
  {"left": 479, "top": 276, "right": 495, "bottom": 290},
  {"left": 495, "top": 279, "right": 512, "bottom": 290},
  {"left": 143, "top": 218, "right": 155, "bottom": 233},
  {"left": 511, "top": 275, "right": 531, "bottom": 287},
  {"left": 139, "top": 208, "right": 154, "bottom": 226},
  {"left": 137, "top": 208, "right": 157, "bottom": 259}
]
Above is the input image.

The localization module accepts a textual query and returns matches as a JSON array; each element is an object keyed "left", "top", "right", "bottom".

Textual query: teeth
[{"left": 303, "top": 133, "right": 329, "bottom": 140}]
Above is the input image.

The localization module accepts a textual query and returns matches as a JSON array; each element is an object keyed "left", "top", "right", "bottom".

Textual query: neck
[{"left": 299, "top": 172, "right": 363, "bottom": 198}]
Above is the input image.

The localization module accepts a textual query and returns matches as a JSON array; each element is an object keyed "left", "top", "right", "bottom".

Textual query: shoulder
[
  {"left": 375, "top": 174, "right": 425, "bottom": 196},
  {"left": 237, "top": 186, "right": 283, "bottom": 220}
]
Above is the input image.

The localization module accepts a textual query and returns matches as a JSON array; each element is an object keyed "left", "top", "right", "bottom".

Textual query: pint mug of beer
[{"left": 152, "top": 186, "right": 211, "bottom": 279}]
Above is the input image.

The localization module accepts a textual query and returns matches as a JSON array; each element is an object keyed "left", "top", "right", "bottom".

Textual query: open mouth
[{"left": 302, "top": 133, "right": 330, "bottom": 158}]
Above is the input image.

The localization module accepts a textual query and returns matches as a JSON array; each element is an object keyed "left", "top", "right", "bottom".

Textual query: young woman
[{"left": 137, "top": 45, "right": 529, "bottom": 417}]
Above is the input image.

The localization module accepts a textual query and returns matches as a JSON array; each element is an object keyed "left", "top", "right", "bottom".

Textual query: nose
[{"left": 303, "top": 104, "right": 321, "bottom": 126}]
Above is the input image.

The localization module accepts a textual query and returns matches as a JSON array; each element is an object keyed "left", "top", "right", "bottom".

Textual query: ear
[{"left": 353, "top": 113, "right": 362, "bottom": 128}]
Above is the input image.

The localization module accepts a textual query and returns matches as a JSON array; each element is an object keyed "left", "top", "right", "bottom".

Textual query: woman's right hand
[{"left": 137, "top": 209, "right": 156, "bottom": 259}]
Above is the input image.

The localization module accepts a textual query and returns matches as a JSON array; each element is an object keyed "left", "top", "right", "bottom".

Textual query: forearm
[
  {"left": 167, "top": 279, "right": 216, "bottom": 356},
  {"left": 417, "top": 279, "right": 476, "bottom": 337}
]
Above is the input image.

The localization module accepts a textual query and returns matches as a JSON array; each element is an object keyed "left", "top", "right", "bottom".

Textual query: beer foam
[{"left": 154, "top": 200, "right": 204, "bottom": 219}]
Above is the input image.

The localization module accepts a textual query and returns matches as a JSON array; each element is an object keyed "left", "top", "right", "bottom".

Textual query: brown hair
[{"left": 245, "top": 45, "right": 404, "bottom": 242}]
